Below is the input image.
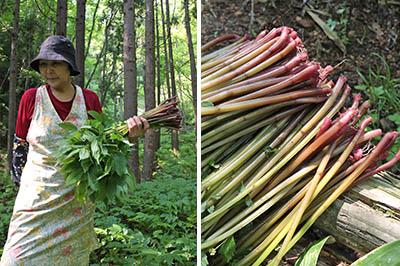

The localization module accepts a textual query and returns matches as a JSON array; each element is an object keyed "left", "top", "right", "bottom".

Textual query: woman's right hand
[{"left": 126, "top": 116, "right": 150, "bottom": 140}]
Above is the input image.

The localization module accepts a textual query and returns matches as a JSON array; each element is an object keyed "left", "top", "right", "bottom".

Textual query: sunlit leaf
[
  {"left": 351, "top": 239, "right": 400, "bottom": 266},
  {"left": 295, "top": 236, "right": 331, "bottom": 266}
]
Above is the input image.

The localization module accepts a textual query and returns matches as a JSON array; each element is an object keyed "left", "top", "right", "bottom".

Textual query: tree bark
[
  {"left": 165, "top": 0, "right": 179, "bottom": 152},
  {"left": 315, "top": 172, "right": 400, "bottom": 254},
  {"left": 75, "top": 0, "right": 86, "bottom": 87},
  {"left": 7, "top": 0, "right": 20, "bottom": 171},
  {"left": 160, "top": 0, "right": 171, "bottom": 98},
  {"left": 142, "top": 0, "right": 156, "bottom": 181},
  {"left": 100, "top": 29, "right": 109, "bottom": 105},
  {"left": 56, "top": 0, "right": 67, "bottom": 36},
  {"left": 85, "top": 5, "right": 116, "bottom": 89},
  {"left": 101, "top": 45, "right": 118, "bottom": 104},
  {"left": 85, "top": 0, "right": 100, "bottom": 59},
  {"left": 183, "top": 0, "right": 197, "bottom": 122},
  {"left": 123, "top": 0, "right": 140, "bottom": 182},
  {"left": 154, "top": 0, "right": 161, "bottom": 151}
]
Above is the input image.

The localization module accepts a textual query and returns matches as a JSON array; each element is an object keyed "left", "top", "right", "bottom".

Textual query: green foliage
[
  {"left": 351, "top": 239, "right": 400, "bottom": 266},
  {"left": 355, "top": 53, "right": 400, "bottom": 172},
  {"left": 56, "top": 111, "right": 135, "bottom": 204},
  {"left": 0, "top": 170, "right": 17, "bottom": 253},
  {"left": 325, "top": 6, "right": 350, "bottom": 45},
  {"left": 0, "top": 0, "right": 196, "bottom": 139},
  {"left": 219, "top": 236, "right": 236, "bottom": 263},
  {"left": 90, "top": 130, "right": 196, "bottom": 265},
  {"left": 295, "top": 236, "right": 331, "bottom": 266}
]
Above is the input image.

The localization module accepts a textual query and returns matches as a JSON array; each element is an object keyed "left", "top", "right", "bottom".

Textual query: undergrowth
[{"left": 355, "top": 53, "right": 400, "bottom": 173}]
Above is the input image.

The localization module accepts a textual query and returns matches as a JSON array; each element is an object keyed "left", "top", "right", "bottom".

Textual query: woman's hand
[{"left": 127, "top": 116, "right": 150, "bottom": 140}]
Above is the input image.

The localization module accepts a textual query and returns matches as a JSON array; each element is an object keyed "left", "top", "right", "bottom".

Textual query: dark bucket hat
[{"left": 30, "top": 35, "right": 80, "bottom": 76}]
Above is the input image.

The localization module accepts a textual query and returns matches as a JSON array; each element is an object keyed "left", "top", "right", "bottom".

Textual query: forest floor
[
  {"left": 201, "top": 0, "right": 400, "bottom": 265},
  {"left": 201, "top": 0, "right": 400, "bottom": 83}
]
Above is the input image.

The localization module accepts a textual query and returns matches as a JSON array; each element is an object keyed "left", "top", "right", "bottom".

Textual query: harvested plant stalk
[{"left": 201, "top": 26, "right": 399, "bottom": 265}]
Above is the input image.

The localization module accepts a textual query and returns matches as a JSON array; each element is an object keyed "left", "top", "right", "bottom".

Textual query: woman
[{"left": 1, "top": 35, "right": 148, "bottom": 265}]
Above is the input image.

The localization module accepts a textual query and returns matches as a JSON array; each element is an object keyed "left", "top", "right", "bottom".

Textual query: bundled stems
[{"left": 201, "top": 27, "right": 399, "bottom": 265}]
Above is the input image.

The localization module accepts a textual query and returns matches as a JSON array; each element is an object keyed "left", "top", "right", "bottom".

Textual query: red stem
[
  {"left": 224, "top": 64, "right": 320, "bottom": 104},
  {"left": 201, "top": 34, "right": 241, "bottom": 52}
]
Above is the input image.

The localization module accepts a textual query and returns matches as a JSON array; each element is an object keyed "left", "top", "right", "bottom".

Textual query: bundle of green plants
[
  {"left": 55, "top": 97, "right": 182, "bottom": 204},
  {"left": 201, "top": 26, "right": 400, "bottom": 265}
]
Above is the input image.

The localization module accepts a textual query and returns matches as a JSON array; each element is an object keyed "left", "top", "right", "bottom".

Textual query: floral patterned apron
[{"left": 1, "top": 85, "right": 99, "bottom": 266}]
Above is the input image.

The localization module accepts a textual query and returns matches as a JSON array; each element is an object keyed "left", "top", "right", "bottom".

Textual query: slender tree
[
  {"left": 75, "top": 0, "right": 86, "bottom": 87},
  {"left": 7, "top": 0, "right": 20, "bottom": 171},
  {"left": 165, "top": 0, "right": 179, "bottom": 152},
  {"left": 160, "top": 0, "right": 171, "bottom": 98},
  {"left": 85, "top": 7, "right": 116, "bottom": 90},
  {"left": 183, "top": 0, "right": 196, "bottom": 121},
  {"left": 154, "top": 0, "right": 161, "bottom": 150},
  {"left": 85, "top": 0, "right": 101, "bottom": 59},
  {"left": 123, "top": 0, "right": 140, "bottom": 181},
  {"left": 143, "top": 0, "right": 156, "bottom": 181},
  {"left": 56, "top": 0, "right": 67, "bottom": 36}
]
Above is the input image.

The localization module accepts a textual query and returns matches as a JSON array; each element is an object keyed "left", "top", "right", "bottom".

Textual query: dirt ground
[{"left": 201, "top": 0, "right": 400, "bottom": 85}]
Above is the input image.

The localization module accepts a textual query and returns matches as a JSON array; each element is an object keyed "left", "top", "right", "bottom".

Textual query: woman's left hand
[{"left": 127, "top": 116, "right": 150, "bottom": 139}]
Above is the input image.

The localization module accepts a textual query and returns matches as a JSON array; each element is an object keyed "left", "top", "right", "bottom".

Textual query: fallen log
[
  {"left": 314, "top": 171, "right": 400, "bottom": 255},
  {"left": 279, "top": 172, "right": 399, "bottom": 265}
]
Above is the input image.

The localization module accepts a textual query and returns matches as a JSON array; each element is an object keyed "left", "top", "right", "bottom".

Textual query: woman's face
[{"left": 38, "top": 60, "right": 71, "bottom": 90}]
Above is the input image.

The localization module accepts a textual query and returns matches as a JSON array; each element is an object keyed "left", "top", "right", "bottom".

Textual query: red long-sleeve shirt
[{"left": 16, "top": 84, "right": 102, "bottom": 139}]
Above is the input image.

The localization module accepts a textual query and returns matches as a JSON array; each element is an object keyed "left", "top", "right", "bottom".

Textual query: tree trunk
[
  {"left": 315, "top": 172, "right": 400, "bottom": 254},
  {"left": 154, "top": 0, "right": 161, "bottom": 151},
  {"left": 142, "top": 0, "right": 156, "bottom": 181},
  {"left": 165, "top": 0, "right": 179, "bottom": 152},
  {"left": 123, "top": 0, "right": 141, "bottom": 182},
  {"left": 183, "top": 0, "right": 197, "bottom": 125},
  {"left": 160, "top": 0, "right": 171, "bottom": 98},
  {"left": 56, "top": 0, "right": 67, "bottom": 36},
  {"left": 7, "top": 0, "right": 20, "bottom": 171},
  {"left": 101, "top": 43, "right": 119, "bottom": 104},
  {"left": 85, "top": 0, "right": 100, "bottom": 59},
  {"left": 75, "top": 0, "right": 86, "bottom": 87}
]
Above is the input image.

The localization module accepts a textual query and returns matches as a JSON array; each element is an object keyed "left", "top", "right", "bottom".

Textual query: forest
[{"left": 0, "top": 0, "right": 196, "bottom": 265}]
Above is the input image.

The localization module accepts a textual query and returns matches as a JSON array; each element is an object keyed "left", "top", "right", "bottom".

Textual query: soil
[{"left": 201, "top": 0, "right": 400, "bottom": 86}]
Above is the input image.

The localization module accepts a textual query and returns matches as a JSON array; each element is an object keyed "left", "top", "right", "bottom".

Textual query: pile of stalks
[
  {"left": 201, "top": 26, "right": 400, "bottom": 265},
  {"left": 113, "top": 96, "right": 182, "bottom": 134}
]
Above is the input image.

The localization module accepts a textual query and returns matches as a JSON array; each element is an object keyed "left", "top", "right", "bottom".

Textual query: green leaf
[
  {"left": 245, "top": 196, "right": 253, "bottom": 207},
  {"left": 79, "top": 148, "right": 90, "bottom": 160},
  {"left": 387, "top": 114, "right": 400, "bottom": 125},
  {"left": 295, "top": 236, "right": 331, "bottom": 266},
  {"left": 64, "top": 149, "right": 80, "bottom": 159},
  {"left": 354, "top": 85, "right": 368, "bottom": 91},
  {"left": 59, "top": 122, "right": 78, "bottom": 132},
  {"left": 80, "top": 159, "right": 91, "bottom": 173},
  {"left": 201, "top": 101, "right": 214, "bottom": 108},
  {"left": 305, "top": 6, "right": 346, "bottom": 53},
  {"left": 201, "top": 252, "right": 209, "bottom": 266},
  {"left": 351, "top": 239, "right": 400, "bottom": 266},
  {"left": 113, "top": 154, "right": 128, "bottom": 176},
  {"left": 88, "top": 110, "right": 103, "bottom": 122},
  {"left": 91, "top": 140, "right": 101, "bottom": 163},
  {"left": 372, "top": 86, "right": 384, "bottom": 96},
  {"left": 87, "top": 175, "right": 98, "bottom": 192},
  {"left": 219, "top": 236, "right": 236, "bottom": 263}
]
